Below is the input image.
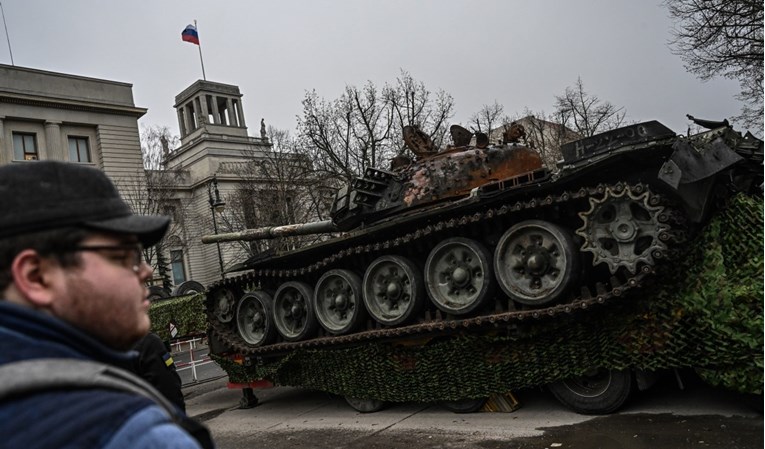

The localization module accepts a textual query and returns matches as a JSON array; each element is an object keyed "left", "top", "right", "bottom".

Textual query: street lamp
[{"left": 207, "top": 174, "right": 226, "bottom": 279}]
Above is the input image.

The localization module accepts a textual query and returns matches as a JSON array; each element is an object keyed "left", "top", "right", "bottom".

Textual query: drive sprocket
[{"left": 576, "top": 185, "right": 669, "bottom": 274}]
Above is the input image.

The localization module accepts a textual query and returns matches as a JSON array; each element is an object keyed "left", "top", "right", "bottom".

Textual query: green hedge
[{"left": 149, "top": 293, "right": 207, "bottom": 340}]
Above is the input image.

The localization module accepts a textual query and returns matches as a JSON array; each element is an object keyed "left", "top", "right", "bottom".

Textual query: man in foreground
[{"left": 0, "top": 161, "right": 212, "bottom": 449}]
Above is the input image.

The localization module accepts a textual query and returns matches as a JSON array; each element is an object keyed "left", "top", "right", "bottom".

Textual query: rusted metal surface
[
  {"left": 399, "top": 145, "right": 543, "bottom": 207},
  {"left": 403, "top": 125, "right": 438, "bottom": 158}
]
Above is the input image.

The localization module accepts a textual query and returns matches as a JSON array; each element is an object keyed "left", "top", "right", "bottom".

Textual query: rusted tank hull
[{"left": 400, "top": 146, "right": 543, "bottom": 207}]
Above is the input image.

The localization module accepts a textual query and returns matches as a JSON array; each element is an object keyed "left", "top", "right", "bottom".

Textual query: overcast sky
[{"left": 0, "top": 0, "right": 748, "bottom": 139}]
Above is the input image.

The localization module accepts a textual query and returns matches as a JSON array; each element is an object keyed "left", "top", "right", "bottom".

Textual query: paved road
[{"left": 184, "top": 372, "right": 762, "bottom": 449}]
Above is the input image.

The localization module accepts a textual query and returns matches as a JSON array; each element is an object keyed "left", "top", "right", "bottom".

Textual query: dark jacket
[
  {"left": 134, "top": 332, "right": 186, "bottom": 411},
  {"left": 0, "top": 301, "right": 202, "bottom": 449}
]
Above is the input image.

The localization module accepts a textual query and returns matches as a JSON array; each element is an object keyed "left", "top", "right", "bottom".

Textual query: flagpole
[
  {"left": 0, "top": 2, "right": 14, "bottom": 66},
  {"left": 195, "top": 19, "right": 206, "bottom": 80}
]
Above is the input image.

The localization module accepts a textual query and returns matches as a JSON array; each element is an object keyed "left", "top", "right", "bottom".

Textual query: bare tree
[
  {"left": 468, "top": 101, "right": 510, "bottom": 138},
  {"left": 222, "top": 126, "right": 335, "bottom": 257},
  {"left": 298, "top": 84, "right": 394, "bottom": 183},
  {"left": 554, "top": 77, "right": 626, "bottom": 137},
  {"left": 384, "top": 70, "right": 454, "bottom": 152},
  {"left": 116, "top": 125, "right": 192, "bottom": 291},
  {"left": 140, "top": 124, "right": 179, "bottom": 170},
  {"left": 665, "top": 0, "right": 763, "bottom": 131},
  {"left": 297, "top": 71, "right": 455, "bottom": 181}
]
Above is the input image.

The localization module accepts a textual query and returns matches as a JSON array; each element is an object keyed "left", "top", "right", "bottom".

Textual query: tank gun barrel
[{"left": 202, "top": 220, "right": 337, "bottom": 244}]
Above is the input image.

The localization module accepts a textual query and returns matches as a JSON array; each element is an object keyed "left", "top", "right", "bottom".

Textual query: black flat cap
[{"left": 0, "top": 161, "right": 170, "bottom": 247}]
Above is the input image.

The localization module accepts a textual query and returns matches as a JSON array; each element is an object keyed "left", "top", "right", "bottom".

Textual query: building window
[
  {"left": 68, "top": 136, "right": 91, "bottom": 162},
  {"left": 13, "top": 132, "right": 38, "bottom": 160},
  {"left": 170, "top": 250, "right": 187, "bottom": 286}
]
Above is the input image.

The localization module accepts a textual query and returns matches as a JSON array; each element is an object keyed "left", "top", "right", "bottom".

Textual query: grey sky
[{"left": 1, "top": 0, "right": 748, "bottom": 139}]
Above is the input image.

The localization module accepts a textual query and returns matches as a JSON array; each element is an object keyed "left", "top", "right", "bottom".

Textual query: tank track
[{"left": 207, "top": 182, "right": 686, "bottom": 356}]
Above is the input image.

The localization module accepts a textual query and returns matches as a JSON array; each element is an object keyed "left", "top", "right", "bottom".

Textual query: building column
[
  {"left": 186, "top": 104, "right": 195, "bottom": 130},
  {"left": 177, "top": 109, "right": 187, "bottom": 137},
  {"left": 191, "top": 99, "right": 200, "bottom": 129},
  {"left": 226, "top": 98, "right": 237, "bottom": 126},
  {"left": 198, "top": 95, "right": 209, "bottom": 126},
  {"left": 211, "top": 95, "right": 221, "bottom": 124},
  {"left": 235, "top": 99, "right": 246, "bottom": 128},
  {"left": 44, "top": 121, "right": 62, "bottom": 161},
  {"left": 0, "top": 116, "right": 6, "bottom": 164}
]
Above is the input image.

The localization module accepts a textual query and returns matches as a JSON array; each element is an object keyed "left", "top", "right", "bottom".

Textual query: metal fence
[{"left": 171, "top": 336, "right": 224, "bottom": 384}]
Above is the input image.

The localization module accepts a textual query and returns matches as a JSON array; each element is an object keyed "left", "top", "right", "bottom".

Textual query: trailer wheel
[
  {"left": 441, "top": 397, "right": 487, "bottom": 413},
  {"left": 548, "top": 368, "right": 633, "bottom": 415},
  {"left": 345, "top": 396, "right": 387, "bottom": 413},
  {"left": 173, "top": 280, "right": 205, "bottom": 296},
  {"left": 147, "top": 285, "right": 170, "bottom": 302}
]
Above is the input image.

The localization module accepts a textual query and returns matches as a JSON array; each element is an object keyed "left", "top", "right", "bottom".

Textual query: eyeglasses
[{"left": 71, "top": 244, "right": 145, "bottom": 273}]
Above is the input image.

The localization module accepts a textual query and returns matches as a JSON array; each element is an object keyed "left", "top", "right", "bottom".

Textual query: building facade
[
  {"left": 0, "top": 64, "right": 305, "bottom": 292},
  {"left": 0, "top": 64, "right": 146, "bottom": 175},
  {"left": 164, "top": 79, "right": 273, "bottom": 287}
]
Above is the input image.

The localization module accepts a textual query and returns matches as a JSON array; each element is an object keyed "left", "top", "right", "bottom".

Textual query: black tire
[
  {"left": 345, "top": 397, "right": 387, "bottom": 413},
  {"left": 173, "top": 280, "right": 205, "bottom": 296},
  {"left": 147, "top": 285, "right": 170, "bottom": 302},
  {"left": 548, "top": 369, "right": 633, "bottom": 415},
  {"left": 441, "top": 397, "right": 488, "bottom": 413}
]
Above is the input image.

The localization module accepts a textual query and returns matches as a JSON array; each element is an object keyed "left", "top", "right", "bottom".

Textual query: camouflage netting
[
  {"left": 149, "top": 293, "right": 207, "bottom": 340},
  {"left": 214, "top": 194, "right": 763, "bottom": 402}
]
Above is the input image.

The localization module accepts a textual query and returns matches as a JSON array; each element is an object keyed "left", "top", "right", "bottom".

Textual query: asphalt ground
[{"left": 184, "top": 371, "right": 763, "bottom": 449}]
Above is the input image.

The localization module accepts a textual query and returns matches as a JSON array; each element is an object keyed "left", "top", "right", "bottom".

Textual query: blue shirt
[{"left": 0, "top": 301, "right": 202, "bottom": 449}]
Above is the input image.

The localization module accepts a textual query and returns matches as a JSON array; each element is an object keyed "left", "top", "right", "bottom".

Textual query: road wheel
[
  {"left": 424, "top": 237, "right": 495, "bottom": 315},
  {"left": 273, "top": 281, "right": 318, "bottom": 341},
  {"left": 362, "top": 255, "right": 425, "bottom": 326},
  {"left": 314, "top": 269, "right": 367, "bottom": 335},
  {"left": 345, "top": 396, "right": 387, "bottom": 413},
  {"left": 548, "top": 368, "right": 633, "bottom": 415},
  {"left": 212, "top": 287, "right": 237, "bottom": 323},
  {"left": 236, "top": 291, "right": 276, "bottom": 346},
  {"left": 494, "top": 220, "right": 579, "bottom": 306}
]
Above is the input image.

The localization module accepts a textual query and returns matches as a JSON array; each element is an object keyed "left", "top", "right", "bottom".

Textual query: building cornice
[
  {"left": 0, "top": 91, "right": 147, "bottom": 118},
  {"left": 174, "top": 80, "right": 243, "bottom": 106}
]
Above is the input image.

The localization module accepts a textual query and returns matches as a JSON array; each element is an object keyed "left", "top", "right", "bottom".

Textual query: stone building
[
  {"left": 0, "top": 64, "right": 146, "bottom": 174},
  {"left": 0, "top": 64, "right": 276, "bottom": 291},
  {"left": 164, "top": 79, "right": 273, "bottom": 287}
]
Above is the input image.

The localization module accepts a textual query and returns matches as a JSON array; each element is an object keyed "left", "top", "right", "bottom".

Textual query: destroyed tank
[{"left": 203, "top": 117, "right": 762, "bottom": 413}]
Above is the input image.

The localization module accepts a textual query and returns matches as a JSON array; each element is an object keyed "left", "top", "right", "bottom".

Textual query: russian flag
[{"left": 181, "top": 24, "right": 199, "bottom": 45}]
